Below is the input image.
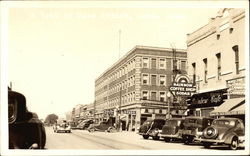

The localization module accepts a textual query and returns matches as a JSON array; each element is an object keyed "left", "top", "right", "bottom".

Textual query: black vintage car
[
  {"left": 195, "top": 118, "right": 245, "bottom": 150},
  {"left": 159, "top": 118, "right": 184, "bottom": 142},
  {"left": 8, "top": 89, "right": 46, "bottom": 149},
  {"left": 138, "top": 119, "right": 166, "bottom": 140},
  {"left": 76, "top": 119, "right": 94, "bottom": 130},
  {"left": 181, "top": 116, "right": 214, "bottom": 144}
]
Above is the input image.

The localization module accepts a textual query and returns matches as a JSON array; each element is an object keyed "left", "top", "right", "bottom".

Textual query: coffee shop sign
[{"left": 169, "top": 74, "right": 196, "bottom": 97}]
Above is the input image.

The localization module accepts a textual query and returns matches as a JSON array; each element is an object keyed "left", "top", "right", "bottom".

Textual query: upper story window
[
  {"left": 151, "top": 58, "right": 157, "bottom": 69},
  {"left": 159, "top": 75, "right": 166, "bottom": 86},
  {"left": 151, "top": 75, "right": 157, "bottom": 86},
  {"left": 203, "top": 58, "right": 208, "bottom": 83},
  {"left": 151, "top": 92, "right": 157, "bottom": 101},
  {"left": 160, "top": 92, "right": 165, "bottom": 102},
  {"left": 180, "top": 60, "right": 186, "bottom": 71},
  {"left": 232, "top": 45, "right": 239, "bottom": 75},
  {"left": 192, "top": 62, "right": 196, "bottom": 84},
  {"left": 142, "top": 58, "right": 149, "bottom": 68},
  {"left": 216, "top": 53, "right": 221, "bottom": 80},
  {"left": 159, "top": 58, "right": 166, "bottom": 69},
  {"left": 142, "top": 74, "right": 149, "bottom": 85},
  {"left": 142, "top": 91, "right": 148, "bottom": 100}
]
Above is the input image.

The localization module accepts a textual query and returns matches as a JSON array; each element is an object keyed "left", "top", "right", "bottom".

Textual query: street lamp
[{"left": 167, "top": 92, "right": 171, "bottom": 119}]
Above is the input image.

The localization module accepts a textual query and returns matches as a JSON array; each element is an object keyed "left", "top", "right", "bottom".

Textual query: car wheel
[
  {"left": 230, "top": 137, "right": 238, "bottom": 150},
  {"left": 143, "top": 135, "right": 149, "bottom": 139},
  {"left": 164, "top": 137, "right": 170, "bottom": 142},
  {"left": 203, "top": 142, "right": 212, "bottom": 148},
  {"left": 152, "top": 136, "right": 160, "bottom": 140}
]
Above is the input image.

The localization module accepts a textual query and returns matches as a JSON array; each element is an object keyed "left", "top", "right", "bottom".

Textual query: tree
[{"left": 44, "top": 114, "right": 58, "bottom": 125}]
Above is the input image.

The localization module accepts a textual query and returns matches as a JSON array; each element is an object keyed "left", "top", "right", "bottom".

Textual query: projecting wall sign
[{"left": 169, "top": 74, "right": 196, "bottom": 97}]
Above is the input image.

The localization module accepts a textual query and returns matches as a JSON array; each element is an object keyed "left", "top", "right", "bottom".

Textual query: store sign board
[
  {"left": 227, "top": 77, "right": 245, "bottom": 97},
  {"left": 169, "top": 74, "right": 196, "bottom": 97}
]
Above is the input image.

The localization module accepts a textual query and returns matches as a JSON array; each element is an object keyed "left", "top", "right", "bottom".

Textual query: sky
[{"left": 4, "top": 1, "right": 247, "bottom": 119}]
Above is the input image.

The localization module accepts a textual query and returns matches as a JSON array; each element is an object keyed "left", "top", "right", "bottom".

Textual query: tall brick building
[{"left": 95, "top": 45, "right": 187, "bottom": 130}]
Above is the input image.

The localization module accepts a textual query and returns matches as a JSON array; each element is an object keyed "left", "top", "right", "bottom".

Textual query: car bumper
[
  {"left": 195, "top": 138, "right": 225, "bottom": 143},
  {"left": 159, "top": 133, "right": 182, "bottom": 139}
]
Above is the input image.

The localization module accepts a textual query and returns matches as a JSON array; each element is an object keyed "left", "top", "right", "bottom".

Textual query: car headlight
[{"left": 8, "top": 99, "right": 18, "bottom": 124}]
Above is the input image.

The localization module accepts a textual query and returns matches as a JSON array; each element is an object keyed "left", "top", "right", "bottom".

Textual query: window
[
  {"left": 151, "top": 75, "right": 157, "bottom": 85},
  {"left": 159, "top": 75, "right": 166, "bottom": 85},
  {"left": 159, "top": 59, "right": 166, "bottom": 69},
  {"left": 151, "top": 92, "right": 157, "bottom": 101},
  {"left": 232, "top": 45, "right": 239, "bottom": 75},
  {"left": 142, "top": 58, "right": 149, "bottom": 68},
  {"left": 160, "top": 92, "right": 165, "bottom": 102},
  {"left": 192, "top": 63, "right": 196, "bottom": 84},
  {"left": 142, "top": 74, "right": 149, "bottom": 85},
  {"left": 151, "top": 58, "right": 157, "bottom": 69},
  {"left": 142, "top": 91, "right": 148, "bottom": 100},
  {"left": 180, "top": 60, "right": 186, "bottom": 71},
  {"left": 216, "top": 53, "right": 221, "bottom": 80},
  {"left": 203, "top": 58, "right": 208, "bottom": 83}
]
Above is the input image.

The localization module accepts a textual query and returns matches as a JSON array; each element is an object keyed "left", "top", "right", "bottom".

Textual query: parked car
[
  {"left": 8, "top": 89, "right": 46, "bottom": 149},
  {"left": 195, "top": 118, "right": 245, "bottom": 150},
  {"left": 181, "top": 116, "right": 214, "bottom": 144},
  {"left": 53, "top": 120, "right": 71, "bottom": 133},
  {"left": 159, "top": 118, "right": 184, "bottom": 142},
  {"left": 87, "top": 121, "right": 116, "bottom": 132},
  {"left": 76, "top": 119, "right": 94, "bottom": 130},
  {"left": 138, "top": 119, "right": 166, "bottom": 140}
]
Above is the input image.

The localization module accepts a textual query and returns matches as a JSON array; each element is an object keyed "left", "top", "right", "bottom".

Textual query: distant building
[
  {"left": 186, "top": 8, "right": 245, "bottom": 121},
  {"left": 65, "top": 111, "right": 72, "bottom": 121},
  {"left": 95, "top": 45, "right": 187, "bottom": 130}
]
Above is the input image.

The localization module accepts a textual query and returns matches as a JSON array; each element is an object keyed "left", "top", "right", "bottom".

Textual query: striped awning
[{"left": 210, "top": 98, "right": 245, "bottom": 116}]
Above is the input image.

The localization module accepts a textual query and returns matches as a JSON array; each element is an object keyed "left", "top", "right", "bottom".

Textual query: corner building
[
  {"left": 186, "top": 8, "right": 245, "bottom": 120},
  {"left": 95, "top": 46, "right": 187, "bottom": 131}
]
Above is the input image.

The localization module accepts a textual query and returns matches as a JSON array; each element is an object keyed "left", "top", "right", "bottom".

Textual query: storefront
[{"left": 187, "top": 88, "right": 228, "bottom": 117}]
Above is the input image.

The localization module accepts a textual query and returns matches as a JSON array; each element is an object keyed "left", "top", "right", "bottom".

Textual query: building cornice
[{"left": 95, "top": 45, "right": 187, "bottom": 83}]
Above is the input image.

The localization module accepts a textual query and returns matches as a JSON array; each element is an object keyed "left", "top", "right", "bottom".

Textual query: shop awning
[
  {"left": 210, "top": 98, "right": 245, "bottom": 116},
  {"left": 225, "top": 103, "right": 245, "bottom": 115}
]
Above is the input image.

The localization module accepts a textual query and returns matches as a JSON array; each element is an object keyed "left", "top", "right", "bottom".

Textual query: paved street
[{"left": 44, "top": 127, "right": 242, "bottom": 150}]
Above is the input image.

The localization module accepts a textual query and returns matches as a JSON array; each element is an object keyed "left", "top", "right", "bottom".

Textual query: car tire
[
  {"left": 152, "top": 136, "right": 160, "bottom": 140},
  {"left": 164, "top": 137, "right": 170, "bottom": 142},
  {"left": 203, "top": 142, "right": 212, "bottom": 148},
  {"left": 230, "top": 137, "right": 238, "bottom": 150},
  {"left": 143, "top": 135, "right": 149, "bottom": 139}
]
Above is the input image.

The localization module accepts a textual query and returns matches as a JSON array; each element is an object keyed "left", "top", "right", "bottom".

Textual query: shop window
[{"left": 180, "top": 60, "right": 186, "bottom": 72}]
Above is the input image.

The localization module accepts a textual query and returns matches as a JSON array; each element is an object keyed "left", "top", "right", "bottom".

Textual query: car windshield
[
  {"left": 212, "top": 120, "right": 235, "bottom": 127},
  {"left": 165, "top": 120, "right": 178, "bottom": 126}
]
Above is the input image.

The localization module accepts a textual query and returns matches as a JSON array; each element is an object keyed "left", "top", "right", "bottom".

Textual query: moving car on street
[
  {"left": 159, "top": 118, "right": 185, "bottom": 142},
  {"left": 195, "top": 117, "right": 245, "bottom": 150},
  {"left": 181, "top": 116, "right": 214, "bottom": 144},
  {"left": 53, "top": 120, "right": 71, "bottom": 133},
  {"left": 138, "top": 119, "right": 166, "bottom": 140},
  {"left": 8, "top": 89, "right": 46, "bottom": 149}
]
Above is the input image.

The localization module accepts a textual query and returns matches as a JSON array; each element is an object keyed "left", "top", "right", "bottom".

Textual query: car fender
[{"left": 224, "top": 132, "right": 238, "bottom": 145}]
